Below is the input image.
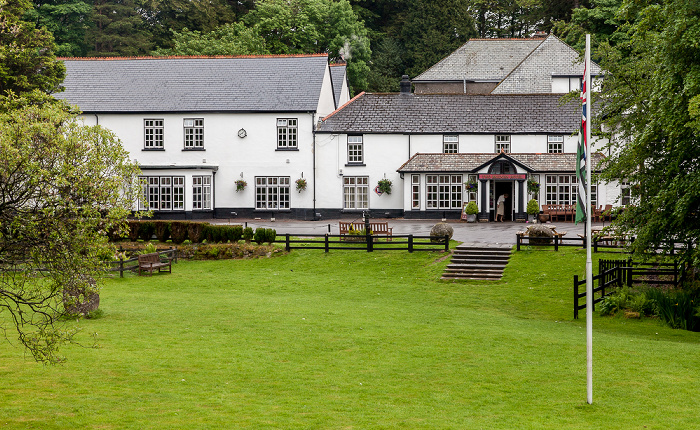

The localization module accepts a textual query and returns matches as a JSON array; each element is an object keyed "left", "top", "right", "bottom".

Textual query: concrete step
[{"left": 442, "top": 245, "right": 512, "bottom": 280}]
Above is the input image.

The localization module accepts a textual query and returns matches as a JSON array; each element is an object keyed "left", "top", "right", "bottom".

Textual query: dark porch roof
[{"left": 397, "top": 152, "right": 605, "bottom": 173}]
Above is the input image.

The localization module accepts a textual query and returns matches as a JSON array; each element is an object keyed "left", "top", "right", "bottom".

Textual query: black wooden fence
[
  {"left": 573, "top": 259, "right": 681, "bottom": 318},
  {"left": 278, "top": 233, "right": 450, "bottom": 253}
]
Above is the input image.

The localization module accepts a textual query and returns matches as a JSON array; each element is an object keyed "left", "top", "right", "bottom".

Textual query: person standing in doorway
[{"left": 496, "top": 193, "right": 509, "bottom": 222}]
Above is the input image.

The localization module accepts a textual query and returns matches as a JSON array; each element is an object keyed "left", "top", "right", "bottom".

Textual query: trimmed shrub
[
  {"left": 254, "top": 228, "right": 266, "bottom": 245},
  {"left": 138, "top": 221, "right": 155, "bottom": 241},
  {"left": 243, "top": 227, "right": 254, "bottom": 242},
  {"left": 170, "top": 221, "right": 188, "bottom": 244},
  {"left": 231, "top": 225, "right": 243, "bottom": 242},
  {"left": 266, "top": 228, "right": 277, "bottom": 244},
  {"left": 128, "top": 220, "right": 140, "bottom": 241},
  {"left": 187, "top": 222, "right": 208, "bottom": 243},
  {"left": 154, "top": 221, "right": 171, "bottom": 242}
]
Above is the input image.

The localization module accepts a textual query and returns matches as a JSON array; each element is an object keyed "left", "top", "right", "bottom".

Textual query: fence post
[
  {"left": 366, "top": 232, "right": 373, "bottom": 252},
  {"left": 285, "top": 233, "right": 290, "bottom": 252},
  {"left": 574, "top": 275, "right": 579, "bottom": 319},
  {"left": 516, "top": 234, "right": 521, "bottom": 251},
  {"left": 444, "top": 234, "right": 449, "bottom": 252},
  {"left": 408, "top": 234, "right": 413, "bottom": 253},
  {"left": 554, "top": 234, "right": 559, "bottom": 252},
  {"left": 325, "top": 234, "right": 329, "bottom": 253},
  {"left": 119, "top": 255, "right": 124, "bottom": 278}
]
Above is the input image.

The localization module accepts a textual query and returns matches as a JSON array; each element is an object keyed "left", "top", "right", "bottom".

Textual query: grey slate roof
[
  {"left": 493, "top": 35, "right": 602, "bottom": 94},
  {"left": 330, "top": 64, "right": 347, "bottom": 108},
  {"left": 54, "top": 55, "right": 330, "bottom": 113},
  {"left": 397, "top": 152, "right": 605, "bottom": 173},
  {"left": 317, "top": 93, "right": 580, "bottom": 134},
  {"left": 413, "top": 38, "right": 544, "bottom": 83}
]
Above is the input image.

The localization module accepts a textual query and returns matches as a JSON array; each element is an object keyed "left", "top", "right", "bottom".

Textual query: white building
[{"left": 55, "top": 36, "right": 619, "bottom": 221}]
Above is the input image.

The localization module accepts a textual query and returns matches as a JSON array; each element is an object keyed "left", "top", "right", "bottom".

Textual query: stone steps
[{"left": 441, "top": 244, "right": 512, "bottom": 280}]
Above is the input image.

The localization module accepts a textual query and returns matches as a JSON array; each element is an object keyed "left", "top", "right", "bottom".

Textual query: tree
[
  {"left": 245, "top": 0, "right": 371, "bottom": 91},
  {"left": 87, "top": 0, "right": 153, "bottom": 56},
  {"left": 0, "top": 92, "right": 141, "bottom": 363},
  {"left": 552, "top": 0, "right": 624, "bottom": 55},
  {"left": 26, "top": 0, "right": 92, "bottom": 56},
  {"left": 596, "top": 0, "right": 700, "bottom": 267},
  {"left": 399, "top": 0, "right": 477, "bottom": 77},
  {"left": 152, "top": 22, "right": 268, "bottom": 57},
  {"left": 0, "top": 0, "right": 65, "bottom": 95}
]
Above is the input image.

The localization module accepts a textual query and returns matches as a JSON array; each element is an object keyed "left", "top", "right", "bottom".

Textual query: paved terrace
[{"left": 210, "top": 218, "right": 609, "bottom": 245}]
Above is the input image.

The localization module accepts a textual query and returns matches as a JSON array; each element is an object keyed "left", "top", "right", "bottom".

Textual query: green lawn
[{"left": 1, "top": 247, "right": 699, "bottom": 429}]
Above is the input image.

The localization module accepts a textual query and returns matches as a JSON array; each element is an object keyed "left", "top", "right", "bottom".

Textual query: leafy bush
[
  {"left": 187, "top": 222, "right": 208, "bottom": 243},
  {"left": 243, "top": 227, "right": 254, "bottom": 242},
  {"left": 231, "top": 225, "right": 243, "bottom": 242},
  {"left": 138, "top": 221, "right": 155, "bottom": 241},
  {"left": 170, "top": 221, "right": 188, "bottom": 244},
  {"left": 254, "top": 228, "right": 266, "bottom": 245},
  {"left": 154, "top": 221, "right": 171, "bottom": 242},
  {"left": 599, "top": 287, "right": 655, "bottom": 317},
  {"left": 128, "top": 221, "right": 140, "bottom": 241},
  {"left": 646, "top": 288, "right": 700, "bottom": 331},
  {"left": 526, "top": 199, "right": 539, "bottom": 215},
  {"left": 141, "top": 242, "right": 157, "bottom": 255},
  {"left": 266, "top": 228, "right": 277, "bottom": 244}
]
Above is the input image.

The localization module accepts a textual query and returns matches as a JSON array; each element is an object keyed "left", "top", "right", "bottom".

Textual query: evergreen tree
[
  {"left": 27, "top": 0, "right": 92, "bottom": 57},
  {"left": 87, "top": 0, "right": 153, "bottom": 56}
]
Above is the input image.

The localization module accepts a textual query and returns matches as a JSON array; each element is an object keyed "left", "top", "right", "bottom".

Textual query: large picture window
[
  {"left": 192, "top": 176, "right": 212, "bottom": 210},
  {"left": 343, "top": 176, "right": 368, "bottom": 209},
  {"left": 144, "top": 119, "right": 164, "bottom": 149},
  {"left": 139, "top": 176, "right": 184, "bottom": 211},
  {"left": 545, "top": 175, "right": 597, "bottom": 206},
  {"left": 426, "top": 174, "right": 462, "bottom": 209},
  {"left": 184, "top": 118, "right": 204, "bottom": 149},
  {"left": 277, "top": 118, "right": 298, "bottom": 149},
  {"left": 347, "top": 135, "right": 363, "bottom": 164},
  {"left": 255, "top": 176, "right": 290, "bottom": 209}
]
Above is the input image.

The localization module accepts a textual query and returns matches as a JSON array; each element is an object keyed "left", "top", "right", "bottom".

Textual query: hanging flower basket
[
  {"left": 464, "top": 180, "right": 478, "bottom": 191},
  {"left": 295, "top": 178, "right": 307, "bottom": 193},
  {"left": 527, "top": 178, "right": 540, "bottom": 194},
  {"left": 235, "top": 179, "right": 247, "bottom": 192},
  {"left": 377, "top": 178, "right": 392, "bottom": 195}
]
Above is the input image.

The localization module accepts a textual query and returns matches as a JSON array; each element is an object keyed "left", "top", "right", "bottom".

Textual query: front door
[{"left": 494, "top": 181, "right": 513, "bottom": 221}]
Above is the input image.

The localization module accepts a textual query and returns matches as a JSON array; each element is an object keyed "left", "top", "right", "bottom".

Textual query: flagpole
[{"left": 585, "top": 34, "right": 593, "bottom": 405}]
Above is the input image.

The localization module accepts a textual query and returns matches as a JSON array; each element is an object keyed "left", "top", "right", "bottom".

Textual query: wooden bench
[
  {"left": 138, "top": 252, "right": 172, "bottom": 276},
  {"left": 339, "top": 221, "right": 393, "bottom": 241}
]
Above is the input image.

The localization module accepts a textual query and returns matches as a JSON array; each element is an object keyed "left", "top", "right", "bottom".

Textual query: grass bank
[{"left": 1, "top": 248, "right": 698, "bottom": 429}]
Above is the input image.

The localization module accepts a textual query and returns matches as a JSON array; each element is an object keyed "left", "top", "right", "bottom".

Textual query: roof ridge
[
  {"left": 467, "top": 37, "right": 546, "bottom": 41},
  {"left": 322, "top": 91, "right": 365, "bottom": 121},
  {"left": 57, "top": 53, "right": 329, "bottom": 61}
]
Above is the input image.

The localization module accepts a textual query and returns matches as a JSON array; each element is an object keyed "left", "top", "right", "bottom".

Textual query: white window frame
[
  {"left": 426, "top": 174, "right": 462, "bottom": 209},
  {"left": 347, "top": 135, "right": 363, "bottom": 164},
  {"left": 443, "top": 135, "right": 458, "bottom": 153},
  {"left": 343, "top": 176, "right": 368, "bottom": 209},
  {"left": 184, "top": 118, "right": 204, "bottom": 149},
  {"left": 277, "top": 118, "right": 298, "bottom": 149},
  {"left": 548, "top": 135, "right": 564, "bottom": 153},
  {"left": 255, "top": 176, "right": 290, "bottom": 210},
  {"left": 545, "top": 174, "right": 596, "bottom": 206},
  {"left": 144, "top": 119, "right": 164, "bottom": 149},
  {"left": 139, "top": 176, "right": 184, "bottom": 211},
  {"left": 411, "top": 175, "right": 420, "bottom": 209},
  {"left": 192, "top": 175, "right": 212, "bottom": 210},
  {"left": 495, "top": 135, "right": 510, "bottom": 153}
]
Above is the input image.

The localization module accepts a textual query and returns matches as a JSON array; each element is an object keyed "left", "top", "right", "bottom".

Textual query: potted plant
[
  {"left": 464, "top": 201, "right": 479, "bottom": 223},
  {"left": 235, "top": 179, "right": 247, "bottom": 192},
  {"left": 377, "top": 178, "right": 392, "bottom": 195},
  {"left": 526, "top": 199, "right": 540, "bottom": 222},
  {"left": 295, "top": 178, "right": 307, "bottom": 193}
]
